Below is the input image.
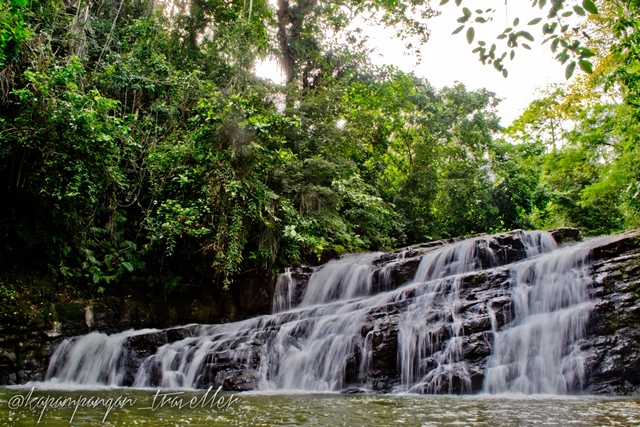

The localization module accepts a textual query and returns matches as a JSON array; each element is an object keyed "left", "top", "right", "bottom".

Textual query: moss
[{"left": 54, "top": 303, "right": 85, "bottom": 323}]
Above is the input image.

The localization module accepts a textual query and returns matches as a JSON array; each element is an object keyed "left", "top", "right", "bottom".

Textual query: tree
[{"left": 274, "top": 0, "right": 437, "bottom": 85}]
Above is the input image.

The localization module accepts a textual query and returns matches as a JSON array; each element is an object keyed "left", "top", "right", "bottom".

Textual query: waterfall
[
  {"left": 272, "top": 268, "right": 295, "bottom": 313},
  {"left": 45, "top": 329, "right": 159, "bottom": 386},
  {"left": 299, "top": 252, "right": 382, "bottom": 306},
  {"left": 44, "top": 230, "right": 612, "bottom": 395},
  {"left": 396, "top": 233, "right": 557, "bottom": 393},
  {"left": 483, "top": 240, "right": 597, "bottom": 394}
]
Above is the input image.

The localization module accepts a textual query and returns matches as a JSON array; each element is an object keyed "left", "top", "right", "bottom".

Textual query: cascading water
[
  {"left": 46, "top": 263, "right": 392, "bottom": 391},
  {"left": 272, "top": 268, "right": 295, "bottom": 313},
  {"left": 299, "top": 252, "right": 382, "bottom": 306},
  {"left": 395, "top": 232, "right": 557, "bottom": 393},
  {"left": 483, "top": 240, "right": 598, "bottom": 394},
  {"left": 44, "top": 230, "right": 611, "bottom": 395},
  {"left": 44, "top": 329, "right": 160, "bottom": 386}
]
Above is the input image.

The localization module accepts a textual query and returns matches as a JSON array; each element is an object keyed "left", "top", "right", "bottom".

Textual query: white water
[
  {"left": 396, "top": 233, "right": 557, "bottom": 393},
  {"left": 272, "top": 268, "right": 296, "bottom": 313},
  {"left": 300, "top": 252, "right": 382, "bottom": 306},
  {"left": 483, "top": 240, "right": 599, "bottom": 394},
  {"left": 45, "top": 328, "right": 159, "bottom": 386},
  {"left": 44, "top": 231, "right": 608, "bottom": 394}
]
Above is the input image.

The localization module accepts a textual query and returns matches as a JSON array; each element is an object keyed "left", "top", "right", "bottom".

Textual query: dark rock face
[
  {"left": 367, "top": 308, "right": 400, "bottom": 392},
  {"left": 549, "top": 227, "right": 582, "bottom": 245},
  {"left": 583, "top": 247, "right": 640, "bottom": 395},
  {"left": 0, "top": 266, "right": 276, "bottom": 385},
  {"left": 121, "top": 331, "right": 168, "bottom": 386},
  {"left": 0, "top": 331, "right": 58, "bottom": 384},
  {"left": 276, "top": 265, "right": 314, "bottom": 310},
  {"left": 195, "top": 344, "right": 263, "bottom": 391}
]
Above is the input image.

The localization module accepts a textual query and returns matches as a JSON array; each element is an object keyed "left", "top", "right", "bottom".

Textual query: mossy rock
[{"left": 54, "top": 303, "right": 85, "bottom": 323}]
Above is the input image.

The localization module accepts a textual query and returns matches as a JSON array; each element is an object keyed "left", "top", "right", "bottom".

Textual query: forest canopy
[{"left": 0, "top": 0, "right": 638, "bottom": 310}]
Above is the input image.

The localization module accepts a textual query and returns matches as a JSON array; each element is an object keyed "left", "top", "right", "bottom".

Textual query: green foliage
[
  {"left": 0, "top": 278, "right": 56, "bottom": 331},
  {"left": 0, "top": 0, "right": 30, "bottom": 68},
  {"left": 504, "top": 81, "right": 639, "bottom": 235},
  {"left": 0, "top": 0, "right": 637, "bottom": 320}
]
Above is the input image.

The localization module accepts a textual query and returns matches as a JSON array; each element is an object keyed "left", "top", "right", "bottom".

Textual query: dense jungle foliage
[{"left": 0, "top": 0, "right": 638, "bottom": 322}]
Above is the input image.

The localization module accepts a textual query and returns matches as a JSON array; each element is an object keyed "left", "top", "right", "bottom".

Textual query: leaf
[
  {"left": 573, "top": 5, "right": 586, "bottom": 15},
  {"left": 520, "top": 31, "right": 535, "bottom": 41},
  {"left": 439, "top": 0, "right": 449, "bottom": 5},
  {"left": 582, "top": 0, "right": 598, "bottom": 14},
  {"left": 510, "top": 50, "right": 515, "bottom": 60},
  {"left": 565, "top": 61, "right": 576, "bottom": 79},
  {"left": 522, "top": 43, "right": 532, "bottom": 49},
  {"left": 452, "top": 25, "right": 465, "bottom": 35},
  {"left": 539, "top": 0, "right": 547, "bottom": 8},
  {"left": 455, "top": 0, "right": 462, "bottom": 5},
  {"left": 476, "top": 17, "right": 487, "bottom": 23},
  {"left": 581, "top": 48, "right": 596, "bottom": 58},
  {"left": 528, "top": 17, "right": 542, "bottom": 25},
  {"left": 513, "top": 18, "right": 520, "bottom": 26},
  {"left": 579, "top": 59, "right": 594, "bottom": 73},
  {"left": 466, "top": 27, "right": 475, "bottom": 44},
  {"left": 463, "top": 7, "right": 472, "bottom": 16},
  {"left": 502, "top": 69, "right": 508, "bottom": 78},
  {"left": 561, "top": 11, "right": 573, "bottom": 17},
  {"left": 497, "top": 33, "right": 507, "bottom": 39}
]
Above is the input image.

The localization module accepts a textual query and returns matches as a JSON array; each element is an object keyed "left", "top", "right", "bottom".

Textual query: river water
[{"left": 1, "top": 387, "right": 640, "bottom": 426}]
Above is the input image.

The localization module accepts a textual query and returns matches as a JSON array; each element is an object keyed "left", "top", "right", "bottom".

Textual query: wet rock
[
  {"left": 489, "top": 230, "right": 528, "bottom": 265},
  {"left": 549, "top": 227, "right": 581, "bottom": 244},
  {"left": 125, "top": 331, "right": 168, "bottom": 356},
  {"left": 120, "top": 331, "right": 168, "bottom": 386},
  {"left": 368, "top": 318, "right": 399, "bottom": 391},
  {"left": 222, "top": 371, "right": 261, "bottom": 391},
  {"left": 583, "top": 241, "right": 640, "bottom": 395},
  {"left": 0, "top": 330, "right": 58, "bottom": 384},
  {"left": 374, "top": 256, "right": 422, "bottom": 291},
  {"left": 278, "top": 266, "right": 315, "bottom": 309},
  {"left": 139, "top": 356, "right": 163, "bottom": 387},
  {"left": 462, "top": 317, "right": 492, "bottom": 335},
  {"left": 166, "top": 327, "right": 191, "bottom": 343},
  {"left": 462, "top": 332, "right": 494, "bottom": 360},
  {"left": 340, "top": 388, "right": 368, "bottom": 394},
  {"left": 489, "top": 296, "right": 514, "bottom": 330}
]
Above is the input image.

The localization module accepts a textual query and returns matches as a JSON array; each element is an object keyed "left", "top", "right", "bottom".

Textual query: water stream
[{"left": 41, "top": 231, "right": 610, "bottom": 395}]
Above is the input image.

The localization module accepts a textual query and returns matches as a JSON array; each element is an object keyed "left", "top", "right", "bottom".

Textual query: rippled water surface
[{"left": 2, "top": 387, "right": 640, "bottom": 426}]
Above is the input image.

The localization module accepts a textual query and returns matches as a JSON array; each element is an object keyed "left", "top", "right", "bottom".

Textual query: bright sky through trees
[{"left": 255, "top": 0, "right": 569, "bottom": 125}]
